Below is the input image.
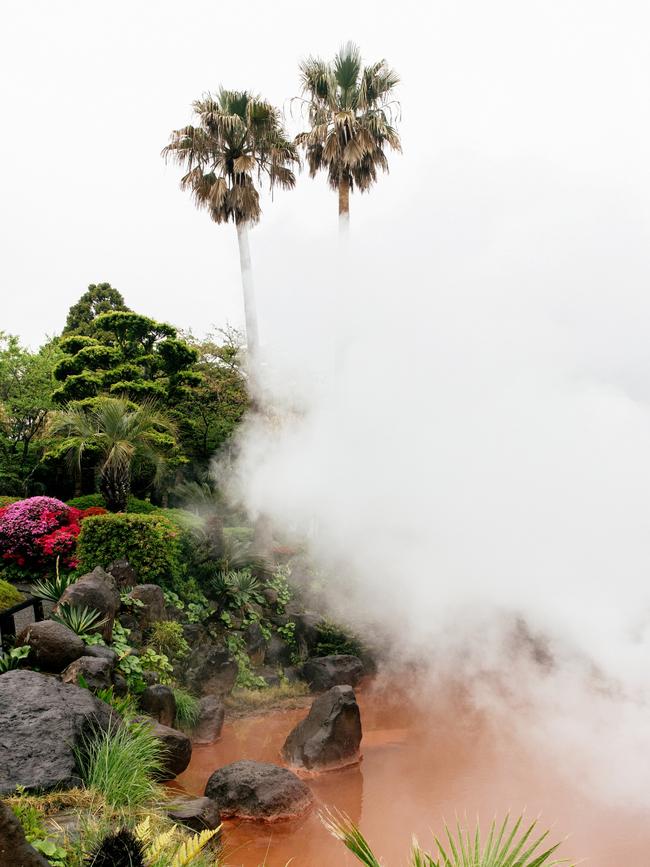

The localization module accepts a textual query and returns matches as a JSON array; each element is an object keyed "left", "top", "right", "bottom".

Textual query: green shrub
[
  {"left": 67, "top": 494, "right": 158, "bottom": 513},
  {"left": 0, "top": 577, "right": 23, "bottom": 611},
  {"left": 77, "top": 513, "right": 183, "bottom": 589},
  {"left": 147, "top": 621, "right": 190, "bottom": 659},
  {"left": 315, "top": 619, "right": 365, "bottom": 658},
  {"left": 0, "top": 495, "right": 19, "bottom": 507},
  {"left": 172, "top": 688, "right": 201, "bottom": 730},
  {"left": 75, "top": 719, "right": 164, "bottom": 808},
  {"left": 223, "top": 526, "right": 254, "bottom": 546}
]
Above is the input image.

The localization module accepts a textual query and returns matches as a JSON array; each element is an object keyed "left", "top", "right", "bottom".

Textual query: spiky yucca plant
[
  {"left": 52, "top": 603, "right": 107, "bottom": 636},
  {"left": 322, "top": 811, "right": 575, "bottom": 867}
]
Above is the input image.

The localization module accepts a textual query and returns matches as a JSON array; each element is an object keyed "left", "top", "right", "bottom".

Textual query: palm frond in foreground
[{"left": 322, "top": 810, "right": 575, "bottom": 867}]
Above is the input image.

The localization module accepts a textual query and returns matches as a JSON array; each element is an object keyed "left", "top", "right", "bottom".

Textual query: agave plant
[
  {"left": 322, "top": 811, "right": 575, "bottom": 867},
  {"left": 32, "top": 569, "right": 78, "bottom": 603},
  {"left": 52, "top": 604, "right": 107, "bottom": 637},
  {"left": 210, "top": 568, "right": 264, "bottom": 613}
]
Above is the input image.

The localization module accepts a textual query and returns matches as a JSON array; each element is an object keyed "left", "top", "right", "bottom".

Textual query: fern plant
[{"left": 323, "top": 812, "right": 575, "bottom": 867}]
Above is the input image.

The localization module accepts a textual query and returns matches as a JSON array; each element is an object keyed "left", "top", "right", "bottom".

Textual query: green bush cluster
[
  {"left": 0, "top": 495, "right": 19, "bottom": 507},
  {"left": 77, "top": 513, "right": 183, "bottom": 589},
  {"left": 147, "top": 620, "right": 190, "bottom": 659},
  {"left": 67, "top": 493, "right": 158, "bottom": 513},
  {"left": 0, "top": 577, "right": 23, "bottom": 611}
]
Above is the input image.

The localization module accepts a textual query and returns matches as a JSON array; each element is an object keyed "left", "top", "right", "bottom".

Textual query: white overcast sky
[{"left": 1, "top": 0, "right": 649, "bottom": 348}]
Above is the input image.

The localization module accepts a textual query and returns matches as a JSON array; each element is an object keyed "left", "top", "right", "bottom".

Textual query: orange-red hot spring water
[{"left": 175, "top": 682, "right": 650, "bottom": 866}]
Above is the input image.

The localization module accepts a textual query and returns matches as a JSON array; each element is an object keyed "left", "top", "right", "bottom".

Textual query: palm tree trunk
[
  {"left": 338, "top": 175, "right": 350, "bottom": 236},
  {"left": 100, "top": 463, "right": 130, "bottom": 512},
  {"left": 236, "top": 220, "right": 261, "bottom": 391}
]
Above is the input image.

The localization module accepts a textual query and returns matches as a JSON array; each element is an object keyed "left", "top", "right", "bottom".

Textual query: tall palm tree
[
  {"left": 48, "top": 398, "right": 177, "bottom": 512},
  {"left": 295, "top": 42, "right": 401, "bottom": 233},
  {"left": 162, "top": 89, "right": 298, "bottom": 385}
]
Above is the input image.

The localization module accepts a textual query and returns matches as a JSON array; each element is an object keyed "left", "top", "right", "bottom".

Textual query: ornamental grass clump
[
  {"left": 323, "top": 811, "right": 575, "bottom": 867},
  {"left": 172, "top": 688, "right": 201, "bottom": 731},
  {"left": 76, "top": 720, "right": 165, "bottom": 808}
]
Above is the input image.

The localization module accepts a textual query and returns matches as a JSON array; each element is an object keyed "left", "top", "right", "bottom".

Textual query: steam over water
[{"left": 219, "top": 153, "right": 650, "bottom": 815}]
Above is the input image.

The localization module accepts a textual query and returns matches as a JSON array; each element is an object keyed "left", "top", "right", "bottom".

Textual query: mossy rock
[{"left": 0, "top": 578, "right": 24, "bottom": 612}]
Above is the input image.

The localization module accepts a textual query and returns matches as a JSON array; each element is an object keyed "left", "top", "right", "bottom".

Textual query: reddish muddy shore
[{"left": 175, "top": 683, "right": 650, "bottom": 866}]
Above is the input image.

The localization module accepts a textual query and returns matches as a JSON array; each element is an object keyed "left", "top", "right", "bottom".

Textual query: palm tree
[
  {"left": 295, "top": 42, "right": 401, "bottom": 234},
  {"left": 162, "top": 89, "right": 298, "bottom": 386},
  {"left": 48, "top": 398, "right": 177, "bottom": 512}
]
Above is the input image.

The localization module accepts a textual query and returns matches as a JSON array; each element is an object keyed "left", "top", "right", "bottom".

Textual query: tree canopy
[{"left": 63, "top": 282, "right": 130, "bottom": 335}]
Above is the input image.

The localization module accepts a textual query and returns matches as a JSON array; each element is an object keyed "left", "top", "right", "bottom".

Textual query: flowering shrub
[{"left": 0, "top": 497, "right": 106, "bottom": 572}]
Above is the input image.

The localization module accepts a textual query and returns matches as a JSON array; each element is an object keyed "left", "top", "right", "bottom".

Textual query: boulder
[
  {"left": 139, "top": 684, "right": 176, "bottom": 727},
  {"left": 144, "top": 720, "right": 192, "bottom": 779},
  {"left": 128, "top": 584, "right": 165, "bottom": 630},
  {"left": 293, "top": 613, "right": 322, "bottom": 660},
  {"left": 301, "top": 654, "right": 364, "bottom": 692},
  {"left": 106, "top": 558, "right": 139, "bottom": 588},
  {"left": 0, "top": 670, "right": 114, "bottom": 794},
  {"left": 167, "top": 796, "right": 221, "bottom": 832},
  {"left": 57, "top": 566, "right": 120, "bottom": 641},
  {"left": 204, "top": 761, "right": 313, "bottom": 821},
  {"left": 182, "top": 643, "right": 238, "bottom": 696},
  {"left": 265, "top": 633, "right": 293, "bottom": 666},
  {"left": 112, "top": 672, "right": 128, "bottom": 697},
  {"left": 0, "top": 801, "right": 50, "bottom": 866},
  {"left": 244, "top": 621, "right": 267, "bottom": 664},
  {"left": 282, "top": 686, "right": 362, "bottom": 770},
  {"left": 61, "top": 655, "right": 113, "bottom": 691},
  {"left": 16, "top": 620, "right": 84, "bottom": 672},
  {"left": 191, "top": 695, "right": 225, "bottom": 745},
  {"left": 83, "top": 644, "right": 118, "bottom": 666}
]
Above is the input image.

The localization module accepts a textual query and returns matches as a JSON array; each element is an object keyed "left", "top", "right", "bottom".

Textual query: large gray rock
[
  {"left": 61, "top": 655, "right": 113, "bottom": 691},
  {"left": 0, "top": 801, "right": 49, "bottom": 866},
  {"left": 127, "top": 584, "right": 166, "bottom": 630},
  {"left": 282, "top": 685, "right": 362, "bottom": 770},
  {"left": 0, "top": 670, "right": 114, "bottom": 794},
  {"left": 301, "top": 654, "right": 364, "bottom": 692},
  {"left": 106, "top": 558, "right": 139, "bottom": 588},
  {"left": 167, "top": 796, "right": 221, "bottom": 832},
  {"left": 16, "top": 620, "right": 85, "bottom": 672},
  {"left": 182, "top": 643, "right": 238, "bottom": 696},
  {"left": 57, "top": 566, "right": 120, "bottom": 641},
  {"left": 83, "top": 644, "right": 118, "bottom": 666},
  {"left": 139, "top": 684, "right": 176, "bottom": 727},
  {"left": 144, "top": 720, "right": 192, "bottom": 780},
  {"left": 204, "top": 761, "right": 313, "bottom": 821},
  {"left": 191, "top": 695, "right": 225, "bottom": 745}
]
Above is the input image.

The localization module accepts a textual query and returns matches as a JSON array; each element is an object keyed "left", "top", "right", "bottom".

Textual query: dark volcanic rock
[
  {"left": 167, "top": 796, "right": 221, "bottom": 832},
  {"left": 127, "top": 584, "right": 165, "bottom": 629},
  {"left": 106, "top": 558, "right": 139, "bottom": 588},
  {"left": 282, "top": 685, "right": 362, "bottom": 770},
  {"left": 144, "top": 720, "right": 192, "bottom": 779},
  {"left": 191, "top": 695, "right": 225, "bottom": 745},
  {"left": 83, "top": 644, "right": 118, "bottom": 666},
  {"left": 0, "top": 670, "right": 114, "bottom": 794},
  {"left": 57, "top": 566, "right": 120, "bottom": 641},
  {"left": 265, "top": 633, "right": 292, "bottom": 666},
  {"left": 139, "top": 684, "right": 176, "bottom": 727},
  {"left": 0, "top": 801, "right": 49, "bottom": 866},
  {"left": 61, "top": 655, "right": 113, "bottom": 691},
  {"left": 204, "top": 760, "right": 313, "bottom": 821},
  {"left": 182, "top": 643, "right": 238, "bottom": 696},
  {"left": 16, "top": 619, "right": 85, "bottom": 672},
  {"left": 301, "top": 654, "right": 364, "bottom": 692}
]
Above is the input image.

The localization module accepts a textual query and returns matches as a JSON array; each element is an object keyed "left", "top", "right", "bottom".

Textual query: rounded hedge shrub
[
  {"left": 0, "top": 577, "right": 23, "bottom": 611},
  {"left": 67, "top": 494, "right": 158, "bottom": 514},
  {"left": 76, "top": 513, "right": 183, "bottom": 589}
]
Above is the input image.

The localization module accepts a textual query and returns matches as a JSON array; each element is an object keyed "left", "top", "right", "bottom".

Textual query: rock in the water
[
  {"left": 0, "top": 801, "right": 50, "bottom": 866},
  {"left": 301, "top": 654, "right": 364, "bottom": 692},
  {"left": 167, "top": 796, "right": 221, "bottom": 832},
  {"left": 144, "top": 720, "right": 192, "bottom": 779},
  {"left": 182, "top": 643, "right": 238, "bottom": 696},
  {"left": 191, "top": 695, "right": 225, "bottom": 745},
  {"left": 282, "top": 685, "right": 362, "bottom": 770},
  {"left": 61, "top": 655, "right": 113, "bottom": 691},
  {"left": 127, "top": 584, "right": 166, "bottom": 629},
  {"left": 0, "top": 670, "right": 114, "bottom": 794},
  {"left": 139, "top": 684, "right": 176, "bottom": 727},
  {"left": 204, "top": 761, "right": 313, "bottom": 821},
  {"left": 57, "top": 566, "right": 120, "bottom": 641},
  {"left": 16, "top": 620, "right": 85, "bottom": 672}
]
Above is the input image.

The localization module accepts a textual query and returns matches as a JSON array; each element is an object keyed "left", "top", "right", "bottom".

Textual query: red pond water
[{"left": 175, "top": 682, "right": 650, "bottom": 866}]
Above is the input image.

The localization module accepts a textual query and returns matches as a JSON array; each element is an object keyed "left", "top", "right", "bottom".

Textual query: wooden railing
[{"left": 0, "top": 597, "right": 45, "bottom": 653}]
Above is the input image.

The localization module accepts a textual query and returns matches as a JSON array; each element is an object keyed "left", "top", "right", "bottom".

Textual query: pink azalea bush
[{"left": 0, "top": 497, "right": 106, "bottom": 571}]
